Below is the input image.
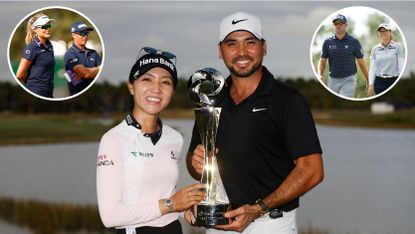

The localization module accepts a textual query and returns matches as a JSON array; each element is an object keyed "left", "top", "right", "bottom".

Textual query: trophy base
[{"left": 193, "top": 203, "right": 230, "bottom": 226}]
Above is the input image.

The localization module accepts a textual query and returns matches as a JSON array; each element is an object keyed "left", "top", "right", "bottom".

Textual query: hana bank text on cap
[
  {"left": 129, "top": 48, "right": 178, "bottom": 88},
  {"left": 219, "top": 11, "right": 263, "bottom": 42}
]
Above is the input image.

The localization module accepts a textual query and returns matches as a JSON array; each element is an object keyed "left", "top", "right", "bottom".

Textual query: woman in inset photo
[
  {"left": 16, "top": 13, "right": 55, "bottom": 98},
  {"left": 368, "top": 23, "right": 405, "bottom": 96},
  {"left": 96, "top": 47, "right": 205, "bottom": 234},
  {"left": 310, "top": 6, "right": 407, "bottom": 100}
]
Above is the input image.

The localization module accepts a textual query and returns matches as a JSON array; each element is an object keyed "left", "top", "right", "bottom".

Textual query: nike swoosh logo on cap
[{"left": 232, "top": 19, "right": 248, "bottom": 25}]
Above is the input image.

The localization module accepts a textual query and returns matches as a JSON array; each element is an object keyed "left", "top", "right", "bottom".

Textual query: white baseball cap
[
  {"left": 219, "top": 11, "right": 263, "bottom": 42},
  {"left": 377, "top": 23, "right": 391, "bottom": 31},
  {"left": 31, "top": 15, "right": 55, "bottom": 29}
]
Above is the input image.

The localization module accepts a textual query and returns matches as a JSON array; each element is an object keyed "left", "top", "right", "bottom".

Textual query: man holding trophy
[{"left": 187, "top": 11, "right": 324, "bottom": 233}]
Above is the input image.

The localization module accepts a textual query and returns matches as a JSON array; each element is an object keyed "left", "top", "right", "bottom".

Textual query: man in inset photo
[
  {"left": 64, "top": 21, "right": 101, "bottom": 96},
  {"left": 318, "top": 14, "right": 369, "bottom": 98}
]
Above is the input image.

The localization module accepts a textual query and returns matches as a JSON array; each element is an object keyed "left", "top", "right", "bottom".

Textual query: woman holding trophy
[{"left": 96, "top": 47, "right": 205, "bottom": 234}]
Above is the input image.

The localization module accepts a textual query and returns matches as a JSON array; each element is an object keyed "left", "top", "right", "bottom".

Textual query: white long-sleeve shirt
[
  {"left": 96, "top": 118, "right": 183, "bottom": 230},
  {"left": 369, "top": 40, "right": 405, "bottom": 85}
]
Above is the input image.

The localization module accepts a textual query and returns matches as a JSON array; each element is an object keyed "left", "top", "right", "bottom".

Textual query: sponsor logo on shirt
[
  {"left": 97, "top": 154, "right": 114, "bottom": 167},
  {"left": 89, "top": 57, "right": 95, "bottom": 61},
  {"left": 25, "top": 50, "right": 31, "bottom": 55},
  {"left": 170, "top": 151, "right": 179, "bottom": 161},
  {"left": 252, "top": 107, "right": 267, "bottom": 113},
  {"left": 345, "top": 45, "right": 349, "bottom": 49},
  {"left": 131, "top": 151, "right": 154, "bottom": 158},
  {"left": 69, "top": 58, "right": 78, "bottom": 64},
  {"left": 329, "top": 45, "right": 337, "bottom": 49}
]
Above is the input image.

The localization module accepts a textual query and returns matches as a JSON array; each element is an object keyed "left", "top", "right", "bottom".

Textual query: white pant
[
  {"left": 328, "top": 74, "right": 357, "bottom": 98},
  {"left": 206, "top": 209, "right": 297, "bottom": 234}
]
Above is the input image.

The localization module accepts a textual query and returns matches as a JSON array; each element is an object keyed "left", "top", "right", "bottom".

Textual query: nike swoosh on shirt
[
  {"left": 232, "top": 19, "right": 248, "bottom": 25},
  {"left": 252, "top": 107, "right": 267, "bottom": 112}
]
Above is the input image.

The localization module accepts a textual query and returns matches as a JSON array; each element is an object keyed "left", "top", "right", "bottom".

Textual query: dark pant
[
  {"left": 375, "top": 76, "right": 398, "bottom": 94},
  {"left": 116, "top": 220, "right": 182, "bottom": 234}
]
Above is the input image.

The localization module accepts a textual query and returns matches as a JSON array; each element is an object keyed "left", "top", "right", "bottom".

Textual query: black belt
[
  {"left": 269, "top": 209, "right": 284, "bottom": 219},
  {"left": 116, "top": 220, "right": 182, "bottom": 234},
  {"left": 255, "top": 209, "right": 284, "bottom": 221},
  {"left": 376, "top": 75, "right": 398, "bottom": 79}
]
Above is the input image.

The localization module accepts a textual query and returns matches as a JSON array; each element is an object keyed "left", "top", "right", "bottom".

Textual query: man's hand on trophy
[
  {"left": 214, "top": 204, "right": 261, "bottom": 232},
  {"left": 171, "top": 183, "right": 207, "bottom": 212},
  {"left": 183, "top": 209, "right": 196, "bottom": 224},
  {"left": 191, "top": 144, "right": 205, "bottom": 176},
  {"left": 191, "top": 144, "right": 221, "bottom": 176}
]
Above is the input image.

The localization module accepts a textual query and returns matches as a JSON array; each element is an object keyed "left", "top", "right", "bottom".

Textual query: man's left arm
[
  {"left": 357, "top": 58, "right": 369, "bottom": 86},
  {"left": 64, "top": 51, "right": 101, "bottom": 79},
  {"left": 73, "top": 64, "right": 100, "bottom": 79},
  {"left": 216, "top": 153, "right": 323, "bottom": 232},
  {"left": 354, "top": 40, "right": 369, "bottom": 86}
]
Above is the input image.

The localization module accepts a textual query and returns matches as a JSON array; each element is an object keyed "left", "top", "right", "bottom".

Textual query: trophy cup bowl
[
  {"left": 188, "top": 68, "right": 226, "bottom": 107},
  {"left": 188, "top": 68, "right": 230, "bottom": 226}
]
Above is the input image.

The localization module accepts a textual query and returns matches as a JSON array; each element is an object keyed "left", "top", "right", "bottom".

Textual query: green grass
[
  {"left": 313, "top": 109, "right": 415, "bottom": 129},
  {"left": 0, "top": 110, "right": 413, "bottom": 146},
  {"left": 0, "top": 197, "right": 113, "bottom": 234},
  {"left": 0, "top": 114, "right": 115, "bottom": 145}
]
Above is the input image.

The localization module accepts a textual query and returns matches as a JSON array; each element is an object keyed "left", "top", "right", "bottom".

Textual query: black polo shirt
[
  {"left": 22, "top": 36, "right": 55, "bottom": 97},
  {"left": 64, "top": 43, "right": 101, "bottom": 95},
  {"left": 189, "top": 66, "right": 322, "bottom": 211},
  {"left": 321, "top": 33, "right": 364, "bottom": 78}
]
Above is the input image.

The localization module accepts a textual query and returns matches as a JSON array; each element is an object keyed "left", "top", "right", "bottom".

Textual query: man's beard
[{"left": 228, "top": 56, "right": 262, "bottom": 78}]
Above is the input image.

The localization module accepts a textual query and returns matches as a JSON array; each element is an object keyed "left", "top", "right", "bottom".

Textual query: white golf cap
[
  {"left": 377, "top": 23, "right": 391, "bottom": 31},
  {"left": 219, "top": 11, "right": 263, "bottom": 42},
  {"left": 31, "top": 15, "right": 55, "bottom": 29}
]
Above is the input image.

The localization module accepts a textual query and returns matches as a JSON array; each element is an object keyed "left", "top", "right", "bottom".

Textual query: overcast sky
[{"left": 1, "top": 1, "right": 414, "bottom": 85}]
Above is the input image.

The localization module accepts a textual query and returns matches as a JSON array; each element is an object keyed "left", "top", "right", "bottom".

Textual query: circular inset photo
[
  {"left": 8, "top": 6, "right": 104, "bottom": 101},
  {"left": 310, "top": 6, "right": 407, "bottom": 101}
]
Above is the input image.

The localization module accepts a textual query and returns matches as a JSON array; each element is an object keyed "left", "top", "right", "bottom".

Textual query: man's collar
[
  {"left": 225, "top": 66, "right": 274, "bottom": 98},
  {"left": 71, "top": 43, "right": 88, "bottom": 53},
  {"left": 255, "top": 66, "right": 275, "bottom": 96},
  {"left": 333, "top": 32, "right": 349, "bottom": 40}
]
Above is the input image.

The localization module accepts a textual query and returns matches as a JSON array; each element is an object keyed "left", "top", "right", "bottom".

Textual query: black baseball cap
[
  {"left": 332, "top": 14, "right": 347, "bottom": 24},
  {"left": 129, "top": 53, "right": 178, "bottom": 88}
]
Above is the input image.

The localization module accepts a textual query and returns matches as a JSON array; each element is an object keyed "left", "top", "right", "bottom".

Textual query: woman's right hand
[
  {"left": 367, "top": 85, "right": 375, "bottom": 96},
  {"left": 16, "top": 58, "right": 32, "bottom": 84},
  {"left": 171, "top": 183, "right": 206, "bottom": 212}
]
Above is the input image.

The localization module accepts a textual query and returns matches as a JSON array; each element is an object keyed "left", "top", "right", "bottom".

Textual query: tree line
[{"left": 1, "top": 72, "right": 414, "bottom": 114}]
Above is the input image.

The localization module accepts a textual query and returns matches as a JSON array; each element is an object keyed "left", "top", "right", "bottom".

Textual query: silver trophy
[{"left": 188, "top": 68, "right": 230, "bottom": 226}]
